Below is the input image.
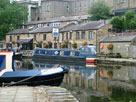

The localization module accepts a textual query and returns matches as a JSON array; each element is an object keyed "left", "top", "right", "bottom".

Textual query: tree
[
  {"left": 125, "top": 10, "right": 136, "bottom": 30},
  {"left": 110, "top": 10, "right": 136, "bottom": 32},
  {"left": 110, "top": 16, "right": 124, "bottom": 32},
  {"left": 0, "top": 0, "right": 28, "bottom": 40},
  {"left": 72, "top": 42, "right": 77, "bottom": 49},
  {"left": 88, "top": 0, "right": 110, "bottom": 21}
]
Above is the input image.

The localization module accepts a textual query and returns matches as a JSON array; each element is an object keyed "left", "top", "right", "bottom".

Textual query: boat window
[
  {"left": 60, "top": 51, "right": 64, "bottom": 56},
  {"left": 70, "top": 51, "right": 75, "bottom": 56},
  {"left": 80, "top": 47, "right": 85, "bottom": 52},
  {"left": 0, "top": 55, "right": 6, "bottom": 71},
  {"left": 75, "top": 51, "right": 80, "bottom": 56},
  {"left": 53, "top": 51, "right": 60, "bottom": 55},
  {"left": 89, "top": 47, "right": 96, "bottom": 55},
  {"left": 40, "top": 64, "right": 45, "bottom": 68},
  {"left": 35, "top": 50, "right": 40, "bottom": 54},
  {"left": 64, "top": 51, "right": 70, "bottom": 56}
]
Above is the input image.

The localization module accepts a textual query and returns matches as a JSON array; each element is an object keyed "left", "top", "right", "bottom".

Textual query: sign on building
[{"left": 52, "top": 28, "right": 59, "bottom": 37}]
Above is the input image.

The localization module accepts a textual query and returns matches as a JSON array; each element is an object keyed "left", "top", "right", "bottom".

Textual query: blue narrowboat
[{"left": 32, "top": 46, "right": 97, "bottom": 65}]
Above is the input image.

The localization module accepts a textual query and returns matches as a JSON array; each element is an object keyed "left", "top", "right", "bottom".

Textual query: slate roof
[
  {"left": 7, "top": 29, "right": 29, "bottom": 35},
  {"left": 29, "top": 26, "right": 53, "bottom": 34},
  {"left": 60, "top": 23, "right": 77, "bottom": 32},
  {"left": 100, "top": 35, "right": 136, "bottom": 43},
  {"left": 17, "top": 38, "right": 33, "bottom": 44},
  {"left": 73, "top": 20, "right": 109, "bottom": 31}
]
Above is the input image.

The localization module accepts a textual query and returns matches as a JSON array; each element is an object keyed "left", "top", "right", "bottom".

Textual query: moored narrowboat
[
  {"left": 0, "top": 51, "right": 66, "bottom": 86},
  {"left": 32, "top": 46, "right": 97, "bottom": 65}
]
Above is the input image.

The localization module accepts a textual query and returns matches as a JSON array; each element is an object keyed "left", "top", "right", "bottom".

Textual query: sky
[{"left": 16, "top": 0, "right": 38, "bottom": 1}]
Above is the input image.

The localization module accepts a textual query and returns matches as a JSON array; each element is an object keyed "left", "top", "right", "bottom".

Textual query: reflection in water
[{"left": 15, "top": 60, "right": 136, "bottom": 102}]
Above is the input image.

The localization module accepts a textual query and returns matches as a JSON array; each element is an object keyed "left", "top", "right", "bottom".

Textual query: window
[
  {"left": 79, "top": 2, "right": 82, "bottom": 11},
  {"left": 81, "top": 31, "right": 85, "bottom": 39},
  {"left": 43, "top": 34, "right": 46, "bottom": 40},
  {"left": 70, "top": 32, "right": 72, "bottom": 39},
  {"left": 89, "top": 31, "right": 93, "bottom": 39},
  {"left": 66, "top": 2, "right": 70, "bottom": 12},
  {"left": 34, "top": 35, "right": 36, "bottom": 40},
  {"left": 17, "top": 36, "right": 20, "bottom": 40},
  {"left": 84, "top": 2, "right": 87, "bottom": 10},
  {"left": 46, "top": 2, "right": 51, "bottom": 12},
  {"left": 39, "top": 7, "right": 42, "bottom": 13},
  {"left": 76, "top": 32, "right": 80, "bottom": 40},
  {"left": 10, "top": 36, "right": 12, "bottom": 42},
  {"left": 74, "top": 3, "right": 77, "bottom": 12},
  {"left": 52, "top": 22, "right": 60, "bottom": 27},
  {"left": 117, "top": 0, "right": 120, "bottom": 4},
  {"left": 121, "top": 0, "right": 126, "bottom": 3},
  {"left": 66, "top": 32, "right": 68, "bottom": 40}
]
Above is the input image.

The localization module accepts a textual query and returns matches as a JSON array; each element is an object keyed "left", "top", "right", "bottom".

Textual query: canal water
[{"left": 14, "top": 59, "right": 136, "bottom": 102}]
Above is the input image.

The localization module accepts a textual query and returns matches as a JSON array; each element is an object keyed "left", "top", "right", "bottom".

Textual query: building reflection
[
  {"left": 63, "top": 66, "right": 96, "bottom": 89},
  {"left": 14, "top": 60, "right": 136, "bottom": 102}
]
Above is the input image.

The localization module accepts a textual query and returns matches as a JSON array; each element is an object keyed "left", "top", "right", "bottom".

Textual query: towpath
[
  {"left": 0, "top": 86, "right": 78, "bottom": 102},
  {"left": 98, "top": 58, "right": 136, "bottom": 65}
]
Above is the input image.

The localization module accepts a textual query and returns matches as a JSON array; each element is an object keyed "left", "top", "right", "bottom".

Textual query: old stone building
[
  {"left": 60, "top": 20, "right": 112, "bottom": 51},
  {"left": 40, "top": 0, "right": 93, "bottom": 19},
  {"left": 6, "top": 20, "right": 112, "bottom": 51},
  {"left": 100, "top": 34, "right": 136, "bottom": 58},
  {"left": 106, "top": 0, "right": 136, "bottom": 16}
]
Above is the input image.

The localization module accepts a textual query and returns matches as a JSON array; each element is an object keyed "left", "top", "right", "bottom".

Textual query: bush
[
  {"left": 61, "top": 43, "right": 66, "bottom": 48},
  {"left": 72, "top": 42, "right": 77, "bottom": 49},
  {"left": 82, "top": 42, "right": 88, "bottom": 46},
  {"left": 107, "top": 43, "right": 113, "bottom": 50}
]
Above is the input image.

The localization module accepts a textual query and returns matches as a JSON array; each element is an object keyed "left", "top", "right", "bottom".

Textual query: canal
[{"left": 14, "top": 59, "right": 136, "bottom": 102}]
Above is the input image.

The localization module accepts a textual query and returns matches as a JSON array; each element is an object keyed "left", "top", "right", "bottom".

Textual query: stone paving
[{"left": 0, "top": 86, "right": 79, "bottom": 102}]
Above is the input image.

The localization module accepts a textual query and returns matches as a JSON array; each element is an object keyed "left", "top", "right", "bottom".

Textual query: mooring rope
[{"left": 2, "top": 67, "right": 64, "bottom": 87}]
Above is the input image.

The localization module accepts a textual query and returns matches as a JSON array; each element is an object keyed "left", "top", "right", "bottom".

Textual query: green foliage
[
  {"left": 110, "top": 16, "right": 125, "bottom": 32},
  {"left": 0, "top": 0, "right": 28, "bottom": 40},
  {"left": 72, "top": 42, "right": 77, "bottom": 49},
  {"left": 110, "top": 10, "right": 136, "bottom": 32},
  {"left": 110, "top": 87, "right": 136, "bottom": 102},
  {"left": 88, "top": 0, "right": 110, "bottom": 21}
]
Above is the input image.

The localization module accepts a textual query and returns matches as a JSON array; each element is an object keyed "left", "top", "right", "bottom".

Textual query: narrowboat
[
  {"left": 32, "top": 46, "right": 97, "bottom": 65},
  {"left": 0, "top": 51, "right": 66, "bottom": 86}
]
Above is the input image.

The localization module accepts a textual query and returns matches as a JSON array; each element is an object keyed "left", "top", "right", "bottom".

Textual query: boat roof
[{"left": 1, "top": 67, "right": 63, "bottom": 78}]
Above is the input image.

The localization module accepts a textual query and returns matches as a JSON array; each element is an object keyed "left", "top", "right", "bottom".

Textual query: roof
[
  {"left": 73, "top": 20, "right": 109, "bottom": 31},
  {"left": 17, "top": 38, "right": 33, "bottom": 44},
  {"left": 60, "top": 23, "right": 77, "bottom": 32},
  {"left": 29, "top": 26, "right": 53, "bottom": 34},
  {"left": 100, "top": 35, "right": 136, "bottom": 43},
  {"left": 7, "top": 29, "right": 29, "bottom": 35},
  {"left": 25, "top": 15, "right": 89, "bottom": 25}
]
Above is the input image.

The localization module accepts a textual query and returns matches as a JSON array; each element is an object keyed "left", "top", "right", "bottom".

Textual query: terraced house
[{"left": 6, "top": 20, "right": 112, "bottom": 52}]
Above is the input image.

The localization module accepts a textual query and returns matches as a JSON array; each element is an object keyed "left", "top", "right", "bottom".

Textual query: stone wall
[
  {"left": 129, "top": 45, "right": 136, "bottom": 58},
  {"left": 100, "top": 42, "right": 131, "bottom": 57}
]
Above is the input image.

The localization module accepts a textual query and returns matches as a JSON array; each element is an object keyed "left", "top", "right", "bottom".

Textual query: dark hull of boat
[
  {"left": 0, "top": 72, "right": 64, "bottom": 86},
  {"left": 32, "top": 55, "right": 86, "bottom": 64},
  {"left": 13, "top": 53, "right": 22, "bottom": 60}
]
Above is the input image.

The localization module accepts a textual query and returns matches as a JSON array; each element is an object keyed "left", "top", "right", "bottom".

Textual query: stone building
[
  {"left": 106, "top": 0, "right": 136, "bottom": 16},
  {"left": 6, "top": 20, "right": 112, "bottom": 51},
  {"left": 24, "top": 15, "right": 89, "bottom": 30},
  {"left": 60, "top": 20, "right": 112, "bottom": 51},
  {"left": 40, "top": 0, "right": 93, "bottom": 19},
  {"left": 100, "top": 34, "right": 136, "bottom": 58}
]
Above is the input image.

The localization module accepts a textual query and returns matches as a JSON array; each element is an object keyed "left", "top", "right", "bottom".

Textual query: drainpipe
[
  {"left": 96, "top": 30, "right": 98, "bottom": 52},
  {"left": 128, "top": 0, "right": 130, "bottom": 10}
]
